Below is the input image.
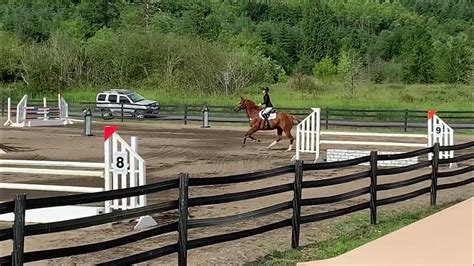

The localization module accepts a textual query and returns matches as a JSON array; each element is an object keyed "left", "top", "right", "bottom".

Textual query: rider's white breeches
[{"left": 262, "top": 107, "right": 273, "bottom": 115}]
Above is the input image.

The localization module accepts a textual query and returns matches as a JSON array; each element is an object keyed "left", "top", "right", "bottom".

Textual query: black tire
[
  {"left": 101, "top": 109, "right": 113, "bottom": 120},
  {"left": 134, "top": 110, "right": 145, "bottom": 120}
]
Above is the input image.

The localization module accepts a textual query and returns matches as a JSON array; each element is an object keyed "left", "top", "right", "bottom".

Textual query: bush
[
  {"left": 21, "top": 32, "right": 85, "bottom": 91},
  {"left": 337, "top": 49, "right": 362, "bottom": 97},
  {"left": 433, "top": 34, "right": 472, "bottom": 83},
  {"left": 367, "top": 59, "right": 403, "bottom": 84},
  {"left": 288, "top": 73, "right": 317, "bottom": 92},
  {"left": 313, "top": 56, "right": 337, "bottom": 81},
  {"left": 0, "top": 30, "right": 22, "bottom": 83},
  {"left": 12, "top": 29, "right": 275, "bottom": 94}
]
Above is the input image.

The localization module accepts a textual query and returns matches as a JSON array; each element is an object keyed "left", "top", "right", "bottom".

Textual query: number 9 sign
[
  {"left": 113, "top": 151, "right": 128, "bottom": 174},
  {"left": 434, "top": 125, "right": 443, "bottom": 137}
]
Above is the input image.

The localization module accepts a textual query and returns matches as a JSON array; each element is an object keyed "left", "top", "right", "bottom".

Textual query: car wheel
[
  {"left": 101, "top": 109, "right": 113, "bottom": 120},
  {"left": 134, "top": 110, "right": 145, "bottom": 120}
]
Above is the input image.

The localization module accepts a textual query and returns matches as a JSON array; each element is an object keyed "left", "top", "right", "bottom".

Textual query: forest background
[{"left": 0, "top": 0, "right": 472, "bottom": 109}]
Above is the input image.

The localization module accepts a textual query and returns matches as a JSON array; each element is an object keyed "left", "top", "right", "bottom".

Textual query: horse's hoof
[{"left": 257, "top": 139, "right": 261, "bottom": 143}]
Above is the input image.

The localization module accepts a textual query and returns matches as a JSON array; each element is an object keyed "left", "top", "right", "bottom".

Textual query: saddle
[{"left": 258, "top": 109, "right": 277, "bottom": 120}]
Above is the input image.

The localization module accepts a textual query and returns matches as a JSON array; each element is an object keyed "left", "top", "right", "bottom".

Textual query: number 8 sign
[{"left": 113, "top": 151, "right": 128, "bottom": 174}]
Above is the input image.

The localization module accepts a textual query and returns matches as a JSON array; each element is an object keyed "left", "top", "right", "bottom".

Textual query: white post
[
  {"left": 15, "top": 95, "right": 27, "bottom": 125},
  {"left": 314, "top": 108, "right": 321, "bottom": 162},
  {"left": 130, "top": 137, "right": 137, "bottom": 208},
  {"left": 3, "top": 98, "right": 12, "bottom": 126},
  {"left": 295, "top": 126, "right": 300, "bottom": 160},
  {"left": 104, "top": 133, "right": 111, "bottom": 214},
  {"left": 139, "top": 160, "right": 147, "bottom": 207},
  {"left": 120, "top": 138, "right": 128, "bottom": 210},
  {"left": 427, "top": 112, "right": 433, "bottom": 161},
  {"left": 112, "top": 134, "right": 119, "bottom": 210},
  {"left": 449, "top": 132, "right": 454, "bottom": 159},
  {"left": 43, "top": 97, "right": 47, "bottom": 120},
  {"left": 16, "top": 98, "right": 21, "bottom": 124}
]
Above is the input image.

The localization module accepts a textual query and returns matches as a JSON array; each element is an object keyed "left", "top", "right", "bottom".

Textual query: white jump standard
[
  {"left": 294, "top": 108, "right": 454, "bottom": 165},
  {"left": 3, "top": 94, "right": 71, "bottom": 127},
  {"left": 0, "top": 126, "right": 152, "bottom": 228}
]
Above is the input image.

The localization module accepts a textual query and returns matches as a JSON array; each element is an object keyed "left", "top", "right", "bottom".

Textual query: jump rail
[
  {"left": 3, "top": 94, "right": 71, "bottom": 127},
  {"left": 0, "top": 127, "right": 147, "bottom": 223},
  {"left": 294, "top": 108, "right": 454, "bottom": 162},
  {"left": 0, "top": 141, "right": 471, "bottom": 265}
]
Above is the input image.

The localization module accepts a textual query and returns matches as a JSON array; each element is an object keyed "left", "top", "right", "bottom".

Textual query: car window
[
  {"left": 108, "top": 95, "right": 117, "bottom": 103},
  {"left": 97, "top": 94, "right": 106, "bottom": 101},
  {"left": 119, "top": 96, "right": 130, "bottom": 104},
  {"left": 127, "top": 93, "right": 145, "bottom": 102}
]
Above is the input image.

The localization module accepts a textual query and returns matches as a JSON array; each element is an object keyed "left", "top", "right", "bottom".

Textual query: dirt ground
[{"left": 0, "top": 120, "right": 472, "bottom": 265}]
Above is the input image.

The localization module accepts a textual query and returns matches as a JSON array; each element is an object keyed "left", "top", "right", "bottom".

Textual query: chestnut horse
[{"left": 234, "top": 97, "right": 297, "bottom": 150}]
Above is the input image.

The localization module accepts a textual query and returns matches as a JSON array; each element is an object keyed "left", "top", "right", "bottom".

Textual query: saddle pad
[{"left": 258, "top": 110, "right": 277, "bottom": 120}]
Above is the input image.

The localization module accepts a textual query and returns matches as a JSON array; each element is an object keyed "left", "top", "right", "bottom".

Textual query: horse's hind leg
[
  {"left": 268, "top": 127, "right": 283, "bottom": 149},
  {"left": 284, "top": 127, "right": 294, "bottom": 151}
]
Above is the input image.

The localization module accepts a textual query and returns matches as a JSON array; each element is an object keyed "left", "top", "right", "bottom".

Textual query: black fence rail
[
  {"left": 2, "top": 97, "right": 473, "bottom": 130},
  {"left": 0, "top": 141, "right": 472, "bottom": 265}
]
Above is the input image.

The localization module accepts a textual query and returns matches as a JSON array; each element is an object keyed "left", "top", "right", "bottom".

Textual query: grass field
[
  {"left": 244, "top": 202, "right": 455, "bottom": 265},
  {"left": 3, "top": 82, "right": 473, "bottom": 111}
]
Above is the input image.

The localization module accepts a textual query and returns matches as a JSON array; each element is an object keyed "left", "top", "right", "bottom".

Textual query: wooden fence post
[
  {"left": 12, "top": 194, "right": 26, "bottom": 266},
  {"left": 291, "top": 160, "right": 303, "bottom": 249},
  {"left": 178, "top": 173, "right": 189, "bottom": 266},
  {"left": 1, "top": 97, "right": 5, "bottom": 117},
  {"left": 369, "top": 151, "right": 378, "bottom": 225},
  {"left": 430, "top": 143, "right": 439, "bottom": 206},
  {"left": 404, "top": 109, "right": 408, "bottom": 132},
  {"left": 325, "top": 107, "right": 329, "bottom": 130},
  {"left": 120, "top": 103, "right": 124, "bottom": 123},
  {"left": 184, "top": 104, "right": 188, "bottom": 125}
]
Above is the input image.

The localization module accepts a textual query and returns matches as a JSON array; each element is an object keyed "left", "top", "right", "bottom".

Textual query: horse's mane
[{"left": 243, "top": 98, "right": 258, "bottom": 108}]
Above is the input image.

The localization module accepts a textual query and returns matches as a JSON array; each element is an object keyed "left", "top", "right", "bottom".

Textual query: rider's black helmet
[{"left": 263, "top": 87, "right": 269, "bottom": 93}]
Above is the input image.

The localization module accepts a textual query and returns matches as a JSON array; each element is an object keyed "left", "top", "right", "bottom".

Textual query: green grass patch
[
  {"left": 245, "top": 202, "right": 456, "bottom": 266},
  {"left": 4, "top": 82, "right": 473, "bottom": 111}
]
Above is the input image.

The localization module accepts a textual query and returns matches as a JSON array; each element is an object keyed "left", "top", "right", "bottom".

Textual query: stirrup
[{"left": 264, "top": 120, "right": 270, "bottom": 129}]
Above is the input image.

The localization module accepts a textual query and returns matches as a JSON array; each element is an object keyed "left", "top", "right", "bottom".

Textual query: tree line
[{"left": 0, "top": 0, "right": 472, "bottom": 95}]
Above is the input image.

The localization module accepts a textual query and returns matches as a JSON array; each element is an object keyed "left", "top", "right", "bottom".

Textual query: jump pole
[{"left": 294, "top": 108, "right": 454, "bottom": 163}]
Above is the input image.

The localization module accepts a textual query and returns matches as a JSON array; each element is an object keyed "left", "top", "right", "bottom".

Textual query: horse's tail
[{"left": 291, "top": 115, "right": 301, "bottom": 124}]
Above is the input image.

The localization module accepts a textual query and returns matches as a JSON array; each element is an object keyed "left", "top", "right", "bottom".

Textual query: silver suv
[{"left": 96, "top": 90, "right": 160, "bottom": 119}]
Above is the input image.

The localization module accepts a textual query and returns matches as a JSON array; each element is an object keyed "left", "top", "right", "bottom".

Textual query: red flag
[
  {"left": 104, "top": 125, "right": 118, "bottom": 141},
  {"left": 427, "top": 110, "right": 437, "bottom": 119}
]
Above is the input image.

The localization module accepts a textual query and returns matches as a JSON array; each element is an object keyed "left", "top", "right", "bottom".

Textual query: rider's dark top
[{"left": 263, "top": 93, "right": 273, "bottom": 108}]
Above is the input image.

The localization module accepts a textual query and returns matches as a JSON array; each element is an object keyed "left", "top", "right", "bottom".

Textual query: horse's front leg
[
  {"left": 242, "top": 127, "right": 258, "bottom": 147},
  {"left": 249, "top": 135, "right": 261, "bottom": 142}
]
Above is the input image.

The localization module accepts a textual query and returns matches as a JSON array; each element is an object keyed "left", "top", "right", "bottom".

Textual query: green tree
[
  {"left": 301, "top": 1, "right": 338, "bottom": 63},
  {"left": 76, "top": 0, "right": 121, "bottom": 38},
  {"left": 313, "top": 56, "right": 337, "bottom": 81},
  {"left": 400, "top": 20, "right": 434, "bottom": 83},
  {"left": 337, "top": 49, "right": 362, "bottom": 97},
  {"left": 0, "top": 30, "right": 22, "bottom": 83},
  {"left": 433, "top": 34, "right": 472, "bottom": 83}
]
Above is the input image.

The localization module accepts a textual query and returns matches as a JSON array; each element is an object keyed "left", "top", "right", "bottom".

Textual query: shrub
[
  {"left": 288, "top": 73, "right": 317, "bottom": 92},
  {"left": 313, "top": 56, "right": 337, "bottom": 81}
]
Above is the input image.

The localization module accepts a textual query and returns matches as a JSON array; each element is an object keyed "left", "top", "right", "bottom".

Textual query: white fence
[
  {"left": 0, "top": 126, "right": 146, "bottom": 215},
  {"left": 294, "top": 108, "right": 454, "bottom": 162},
  {"left": 3, "top": 94, "right": 70, "bottom": 127}
]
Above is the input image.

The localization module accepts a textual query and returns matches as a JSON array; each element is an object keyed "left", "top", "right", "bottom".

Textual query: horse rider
[{"left": 259, "top": 86, "right": 273, "bottom": 129}]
